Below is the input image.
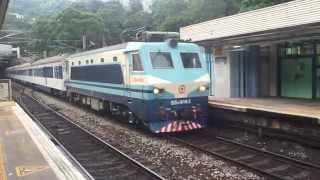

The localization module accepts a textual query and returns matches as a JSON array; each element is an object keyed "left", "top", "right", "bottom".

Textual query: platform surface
[
  {"left": 209, "top": 97, "right": 320, "bottom": 119},
  {"left": 0, "top": 101, "right": 87, "bottom": 180}
]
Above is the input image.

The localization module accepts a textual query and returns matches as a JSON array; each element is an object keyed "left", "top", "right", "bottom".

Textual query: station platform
[
  {"left": 209, "top": 97, "right": 320, "bottom": 120},
  {"left": 0, "top": 101, "right": 88, "bottom": 180}
]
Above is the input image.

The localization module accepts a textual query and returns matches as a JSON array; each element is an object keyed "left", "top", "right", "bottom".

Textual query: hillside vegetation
[{"left": 3, "top": 0, "right": 292, "bottom": 57}]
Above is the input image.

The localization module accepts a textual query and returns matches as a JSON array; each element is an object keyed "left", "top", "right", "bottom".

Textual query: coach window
[
  {"left": 132, "top": 54, "right": 143, "bottom": 72},
  {"left": 113, "top": 56, "right": 118, "bottom": 62},
  {"left": 180, "top": 53, "right": 202, "bottom": 68},
  {"left": 54, "top": 66, "right": 62, "bottom": 79},
  {"left": 78, "top": 61, "right": 81, "bottom": 65},
  {"left": 86, "top": 60, "right": 89, "bottom": 64},
  {"left": 54, "top": 66, "right": 58, "bottom": 78},
  {"left": 57, "top": 66, "right": 63, "bottom": 79},
  {"left": 71, "top": 62, "right": 74, "bottom": 66},
  {"left": 101, "top": 58, "right": 104, "bottom": 63},
  {"left": 44, "top": 67, "right": 53, "bottom": 78},
  {"left": 150, "top": 52, "right": 174, "bottom": 69},
  {"left": 91, "top": 59, "right": 94, "bottom": 64}
]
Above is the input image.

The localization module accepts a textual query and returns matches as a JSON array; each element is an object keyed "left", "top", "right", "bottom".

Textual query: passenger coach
[{"left": 6, "top": 55, "right": 67, "bottom": 95}]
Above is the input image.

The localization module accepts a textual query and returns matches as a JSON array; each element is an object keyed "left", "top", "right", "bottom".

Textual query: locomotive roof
[{"left": 68, "top": 42, "right": 145, "bottom": 58}]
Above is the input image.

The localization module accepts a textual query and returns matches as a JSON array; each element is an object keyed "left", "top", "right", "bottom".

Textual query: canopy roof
[{"left": 180, "top": 0, "right": 320, "bottom": 45}]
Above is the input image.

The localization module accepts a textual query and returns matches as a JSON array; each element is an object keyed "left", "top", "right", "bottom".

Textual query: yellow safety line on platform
[
  {"left": 0, "top": 144, "right": 7, "bottom": 180},
  {"left": 16, "top": 165, "right": 49, "bottom": 177}
]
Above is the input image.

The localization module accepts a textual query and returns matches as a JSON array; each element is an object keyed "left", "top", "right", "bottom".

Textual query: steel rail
[
  {"left": 17, "top": 92, "right": 165, "bottom": 180},
  {"left": 171, "top": 131, "right": 320, "bottom": 180},
  {"left": 216, "top": 136, "right": 320, "bottom": 170},
  {"left": 170, "top": 136, "right": 285, "bottom": 180}
]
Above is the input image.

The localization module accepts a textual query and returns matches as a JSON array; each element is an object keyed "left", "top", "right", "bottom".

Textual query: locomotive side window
[
  {"left": 132, "top": 54, "right": 143, "bottom": 72},
  {"left": 150, "top": 52, "right": 174, "bottom": 69},
  {"left": 181, "top": 53, "right": 202, "bottom": 68},
  {"left": 71, "top": 64, "right": 123, "bottom": 84}
]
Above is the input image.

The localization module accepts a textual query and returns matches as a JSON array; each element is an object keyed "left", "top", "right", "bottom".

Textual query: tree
[
  {"left": 240, "top": 0, "right": 293, "bottom": 11},
  {"left": 151, "top": 0, "right": 189, "bottom": 31},
  {"left": 187, "top": 0, "right": 240, "bottom": 23},
  {"left": 129, "top": 0, "right": 144, "bottom": 12},
  {"left": 31, "top": 7, "right": 105, "bottom": 54},
  {"left": 97, "top": 1, "right": 126, "bottom": 45},
  {"left": 150, "top": 0, "right": 240, "bottom": 31}
]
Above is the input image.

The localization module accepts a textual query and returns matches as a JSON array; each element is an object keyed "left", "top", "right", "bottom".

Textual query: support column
[{"left": 269, "top": 44, "right": 278, "bottom": 97}]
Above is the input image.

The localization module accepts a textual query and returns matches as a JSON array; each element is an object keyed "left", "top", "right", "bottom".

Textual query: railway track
[
  {"left": 225, "top": 122, "right": 320, "bottom": 149},
  {"left": 171, "top": 131, "right": 320, "bottom": 180},
  {"left": 17, "top": 92, "right": 165, "bottom": 180}
]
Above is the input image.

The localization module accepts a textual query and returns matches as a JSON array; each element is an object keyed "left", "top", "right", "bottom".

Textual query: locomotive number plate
[{"left": 170, "top": 99, "right": 191, "bottom": 106}]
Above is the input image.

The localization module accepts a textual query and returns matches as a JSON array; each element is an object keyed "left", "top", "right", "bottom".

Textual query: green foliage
[
  {"left": 5, "top": 0, "right": 72, "bottom": 28},
  {"left": 240, "top": 0, "right": 293, "bottom": 11},
  {"left": 4, "top": 0, "right": 295, "bottom": 57},
  {"left": 150, "top": 0, "right": 240, "bottom": 32}
]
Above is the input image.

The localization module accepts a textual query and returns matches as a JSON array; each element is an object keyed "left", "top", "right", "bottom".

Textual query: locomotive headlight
[
  {"left": 199, "top": 85, "right": 207, "bottom": 92},
  {"left": 153, "top": 88, "right": 160, "bottom": 95}
]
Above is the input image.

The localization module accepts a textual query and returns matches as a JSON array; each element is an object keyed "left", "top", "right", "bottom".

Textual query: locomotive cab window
[
  {"left": 181, "top": 53, "right": 202, "bottom": 68},
  {"left": 150, "top": 52, "right": 174, "bottom": 69},
  {"left": 132, "top": 54, "right": 143, "bottom": 72}
]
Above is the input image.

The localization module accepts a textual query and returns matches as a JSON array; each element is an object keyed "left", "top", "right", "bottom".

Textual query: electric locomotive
[{"left": 66, "top": 39, "right": 210, "bottom": 133}]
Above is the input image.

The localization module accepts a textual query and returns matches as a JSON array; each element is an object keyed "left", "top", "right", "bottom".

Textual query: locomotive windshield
[
  {"left": 181, "top": 53, "right": 202, "bottom": 68},
  {"left": 150, "top": 52, "right": 174, "bottom": 69}
]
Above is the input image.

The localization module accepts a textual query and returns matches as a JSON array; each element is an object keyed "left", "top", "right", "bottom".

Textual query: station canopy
[{"left": 180, "top": 0, "right": 320, "bottom": 46}]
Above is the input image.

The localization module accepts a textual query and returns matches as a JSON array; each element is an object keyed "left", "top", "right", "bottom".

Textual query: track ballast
[
  {"left": 171, "top": 131, "right": 320, "bottom": 180},
  {"left": 18, "top": 93, "right": 165, "bottom": 180}
]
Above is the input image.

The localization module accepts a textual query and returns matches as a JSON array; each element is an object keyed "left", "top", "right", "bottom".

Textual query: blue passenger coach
[{"left": 65, "top": 41, "right": 209, "bottom": 133}]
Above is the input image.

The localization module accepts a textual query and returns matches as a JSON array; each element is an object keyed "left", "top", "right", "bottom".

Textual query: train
[{"left": 6, "top": 38, "right": 210, "bottom": 133}]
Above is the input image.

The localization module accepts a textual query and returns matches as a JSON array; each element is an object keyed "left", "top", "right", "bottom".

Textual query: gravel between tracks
[
  {"left": 216, "top": 127, "right": 320, "bottom": 166},
  {"left": 23, "top": 87, "right": 262, "bottom": 180}
]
